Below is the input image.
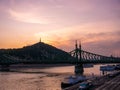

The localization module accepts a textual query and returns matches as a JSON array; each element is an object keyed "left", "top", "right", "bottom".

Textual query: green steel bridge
[
  {"left": 0, "top": 42, "right": 120, "bottom": 65},
  {"left": 0, "top": 41, "right": 119, "bottom": 73}
]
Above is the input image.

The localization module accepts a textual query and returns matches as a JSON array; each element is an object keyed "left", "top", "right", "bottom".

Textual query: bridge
[
  {"left": 69, "top": 41, "right": 119, "bottom": 74},
  {"left": 70, "top": 41, "right": 119, "bottom": 63},
  {"left": 0, "top": 41, "right": 120, "bottom": 73}
]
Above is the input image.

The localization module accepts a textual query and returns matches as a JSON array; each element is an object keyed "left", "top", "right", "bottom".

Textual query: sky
[{"left": 0, "top": 0, "right": 120, "bottom": 56}]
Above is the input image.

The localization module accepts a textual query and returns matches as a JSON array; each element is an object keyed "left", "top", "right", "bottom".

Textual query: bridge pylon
[{"left": 74, "top": 40, "right": 84, "bottom": 75}]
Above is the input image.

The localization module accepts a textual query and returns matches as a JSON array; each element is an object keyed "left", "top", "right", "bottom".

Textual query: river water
[{"left": 0, "top": 64, "right": 108, "bottom": 90}]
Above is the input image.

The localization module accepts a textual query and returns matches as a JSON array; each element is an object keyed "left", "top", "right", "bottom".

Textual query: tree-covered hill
[{"left": 0, "top": 42, "right": 72, "bottom": 63}]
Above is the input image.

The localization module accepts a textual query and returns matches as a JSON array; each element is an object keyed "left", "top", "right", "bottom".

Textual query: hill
[{"left": 0, "top": 42, "right": 71, "bottom": 63}]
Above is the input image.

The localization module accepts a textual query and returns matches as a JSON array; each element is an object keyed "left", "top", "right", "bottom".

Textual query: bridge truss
[
  {"left": 70, "top": 41, "right": 120, "bottom": 63},
  {"left": 0, "top": 41, "right": 120, "bottom": 65}
]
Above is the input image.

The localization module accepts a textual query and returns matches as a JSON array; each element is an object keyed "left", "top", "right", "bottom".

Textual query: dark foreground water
[{"left": 0, "top": 64, "right": 106, "bottom": 90}]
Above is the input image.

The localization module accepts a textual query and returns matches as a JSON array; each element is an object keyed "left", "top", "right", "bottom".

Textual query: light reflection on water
[{"left": 0, "top": 64, "right": 105, "bottom": 90}]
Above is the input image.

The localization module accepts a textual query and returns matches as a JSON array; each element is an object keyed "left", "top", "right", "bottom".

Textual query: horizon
[
  {"left": 0, "top": 0, "right": 120, "bottom": 56},
  {"left": 0, "top": 40, "right": 119, "bottom": 57}
]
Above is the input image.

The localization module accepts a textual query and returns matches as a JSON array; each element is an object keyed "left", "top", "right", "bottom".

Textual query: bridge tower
[{"left": 74, "top": 41, "right": 84, "bottom": 75}]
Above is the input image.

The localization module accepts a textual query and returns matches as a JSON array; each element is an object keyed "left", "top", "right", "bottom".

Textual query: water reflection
[{"left": 0, "top": 64, "right": 104, "bottom": 90}]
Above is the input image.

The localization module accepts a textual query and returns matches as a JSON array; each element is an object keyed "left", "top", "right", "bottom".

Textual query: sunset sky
[{"left": 0, "top": 0, "right": 120, "bottom": 56}]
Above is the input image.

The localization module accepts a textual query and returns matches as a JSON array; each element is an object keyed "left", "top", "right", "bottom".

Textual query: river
[{"left": 0, "top": 64, "right": 109, "bottom": 90}]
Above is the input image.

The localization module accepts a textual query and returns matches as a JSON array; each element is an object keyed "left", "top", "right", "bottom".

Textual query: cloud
[
  {"left": 8, "top": 9, "right": 50, "bottom": 24},
  {"left": 0, "top": 0, "right": 120, "bottom": 56},
  {"left": 82, "top": 31, "right": 120, "bottom": 43},
  {"left": 4, "top": 0, "right": 119, "bottom": 27},
  {"left": 34, "top": 28, "right": 120, "bottom": 56},
  {"left": 81, "top": 31, "right": 120, "bottom": 56}
]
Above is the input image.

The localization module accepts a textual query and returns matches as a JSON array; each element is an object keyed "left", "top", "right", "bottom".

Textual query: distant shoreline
[{"left": 0, "top": 64, "right": 74, "bottom": 69}]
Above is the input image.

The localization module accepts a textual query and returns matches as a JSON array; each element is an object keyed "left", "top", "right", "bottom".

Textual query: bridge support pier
[
  {"left": 0, "top": 65, "right": 10, "bottom": 71},
  {"left": 75, "top": 64, "right": 84, "bottom": 75}
]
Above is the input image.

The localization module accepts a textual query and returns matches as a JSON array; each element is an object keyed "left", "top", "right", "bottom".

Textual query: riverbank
[
  {"left": 91, "top": 71, "right": 120, "bottom": 90},
  {"left": 62, "top": 71, "right": 120, "bottom": 90},
  {"left": 95, "top": 74, "right": 120, "bottom": 90}
]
